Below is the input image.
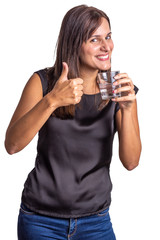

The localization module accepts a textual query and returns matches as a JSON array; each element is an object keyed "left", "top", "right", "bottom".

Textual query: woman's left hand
[{"left": 112, "top": 73, "right": 136, "bottom": 110}]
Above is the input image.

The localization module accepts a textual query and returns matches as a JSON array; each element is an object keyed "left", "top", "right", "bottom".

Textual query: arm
[
  {"left": 113, "top": 73, "right": 142, "bottom": 170},
  {"left": 5, "top": 63, "right": 83, "bottom": 154},
  {"left": 5, "top": 73, "right": 56, "bottom": 154},
  {"left": 115, "top": 100, "right": 142, "bottom": 170}
]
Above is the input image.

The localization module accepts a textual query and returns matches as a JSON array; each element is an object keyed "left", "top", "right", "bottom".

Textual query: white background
[{"left": 0, "top": 0, "right": 160, "bottom": 239}]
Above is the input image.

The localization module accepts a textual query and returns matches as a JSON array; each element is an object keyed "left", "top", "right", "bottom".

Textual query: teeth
[{"left": 97, "top": 55, "right": 108, "bottom": 59}]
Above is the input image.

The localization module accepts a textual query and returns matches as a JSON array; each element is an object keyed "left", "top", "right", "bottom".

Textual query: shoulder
[
  {"left": 34, "top": 68, "right": 49, "bottom": 96},
  {"left": 34, "top": 68, "right": 48, "bottom": 79},
  {"left": 20, "top": 68, "right": 49, "bottom": 101},
  {"left": 20, "top": 72, "right": 44, "bottom": 103}
]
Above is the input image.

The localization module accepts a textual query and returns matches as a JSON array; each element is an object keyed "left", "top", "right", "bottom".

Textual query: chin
[
  {"left": 96, "top": 60, "right": 111, "bottom": 71},
  {"left": 98, "top": 64, "right": 111, "bottom": 71}
]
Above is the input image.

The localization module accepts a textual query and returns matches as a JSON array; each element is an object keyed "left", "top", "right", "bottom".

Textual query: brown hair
[{"left": 47, "top": 5, "right": 111, "bottom": 118}]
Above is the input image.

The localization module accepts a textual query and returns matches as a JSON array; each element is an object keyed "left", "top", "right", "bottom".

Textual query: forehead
[{"left": 91, "top": 17, "right": 110, "bottom": 36}]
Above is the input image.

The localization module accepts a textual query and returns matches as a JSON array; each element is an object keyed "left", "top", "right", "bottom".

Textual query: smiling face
[{"left": 79, "top": 17, "right": 114, "bottom": 75}]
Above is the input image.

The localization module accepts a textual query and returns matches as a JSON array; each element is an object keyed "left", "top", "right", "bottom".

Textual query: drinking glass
[{"left": 97, "top": 71, "right": 121, "bottom": 100}]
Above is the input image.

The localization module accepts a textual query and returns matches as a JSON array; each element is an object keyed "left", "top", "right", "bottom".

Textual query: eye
[
  {"left": 106, "top": 35, "right": 111, "bottom": 40},
  {"left": 90, "top": 38, "right": 98, "bottom": 43}
]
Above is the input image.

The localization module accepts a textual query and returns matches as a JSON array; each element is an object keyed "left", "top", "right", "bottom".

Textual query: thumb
[{"left": 59, "top": 62, "right": 69, "bottom": 82}]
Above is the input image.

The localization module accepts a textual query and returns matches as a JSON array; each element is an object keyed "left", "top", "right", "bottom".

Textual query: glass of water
[{"left": 97, "top": 71, "right": 121, "bottom": 100}]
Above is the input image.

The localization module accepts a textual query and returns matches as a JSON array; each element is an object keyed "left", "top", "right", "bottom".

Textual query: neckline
[{"left": 83, "top": 92, "right": 101, "bottom": 96}]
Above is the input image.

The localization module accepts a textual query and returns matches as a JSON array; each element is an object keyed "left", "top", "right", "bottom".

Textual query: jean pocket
[
  {"left": 20, "top": 203, "right": 35, "bottom": 215},
  {"left": 97, "top": 208, "right": 109, "bottom": 217}
]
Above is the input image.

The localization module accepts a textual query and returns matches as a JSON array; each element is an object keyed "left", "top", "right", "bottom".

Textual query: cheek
[
  {"left": 79, "top": 45, "right": 100, "bottom": 63},
  {"left": 85, "top": 45, "right": 100, "bottom": 58}
]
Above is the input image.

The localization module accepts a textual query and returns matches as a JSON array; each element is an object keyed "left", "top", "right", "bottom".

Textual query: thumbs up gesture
[
  {"left": 49, "top": 62, "right": 84, "bottom": 108},
  {"left": 58, "top": 62, "right": 69, "bottom": 83}
]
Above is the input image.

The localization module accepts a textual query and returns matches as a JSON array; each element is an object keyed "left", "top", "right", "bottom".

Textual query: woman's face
[{"left": 79, "top": 17, "right": 114, "bottom": 73}]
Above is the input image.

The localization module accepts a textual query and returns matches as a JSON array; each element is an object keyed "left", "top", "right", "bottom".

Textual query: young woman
[{"left": 5, "top": 5, "right": 141, "bottom": 240}]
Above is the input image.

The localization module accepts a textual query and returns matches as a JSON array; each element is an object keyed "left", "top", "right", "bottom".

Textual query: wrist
[
  {"left": 45, "top": 92, "right": 60, "bottom": 110},
  {"left": 121, "top": 107, "right": 132, "bottom": 115}
]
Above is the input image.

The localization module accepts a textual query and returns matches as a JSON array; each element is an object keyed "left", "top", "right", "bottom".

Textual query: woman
[{"left": 5, "top": 5, "right": 141, "bottom": 240}]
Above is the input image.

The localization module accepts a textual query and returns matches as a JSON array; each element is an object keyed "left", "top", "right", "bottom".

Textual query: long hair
[{"left": 47, "top": 5, "right": 111, "bottom": 118}]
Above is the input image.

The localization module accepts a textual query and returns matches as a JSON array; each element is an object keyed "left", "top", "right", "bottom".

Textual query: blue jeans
[{"left": 18, "top": 204, "right": 116, "bottom": 240}]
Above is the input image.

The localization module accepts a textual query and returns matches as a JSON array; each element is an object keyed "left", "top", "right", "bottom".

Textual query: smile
[{"left": 96, "top": 54, "right": 109, "bottom": 61}]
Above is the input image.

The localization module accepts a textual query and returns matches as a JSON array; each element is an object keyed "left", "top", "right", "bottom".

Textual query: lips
[{"left": 96, "top": 54, "right": 109, "bottom": 61}]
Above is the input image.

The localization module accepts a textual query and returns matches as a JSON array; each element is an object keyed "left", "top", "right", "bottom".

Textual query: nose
[{"left": 100, "top": 39, "right": 110, "bottom": 51}]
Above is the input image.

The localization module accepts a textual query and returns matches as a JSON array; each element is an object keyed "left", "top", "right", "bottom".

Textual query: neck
[{"left": 80, "top": 69, "right": 99, "bottom": 94}]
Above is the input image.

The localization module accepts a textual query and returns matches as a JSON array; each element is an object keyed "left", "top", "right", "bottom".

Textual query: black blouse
[{"left": 21, "top": 69, "right": 138, "bottom": 218}]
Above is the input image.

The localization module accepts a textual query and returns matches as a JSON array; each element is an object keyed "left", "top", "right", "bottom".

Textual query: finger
[
  {"left": 76, "top": 78, "right": 84, "bottom": 85},
  {"left": 59, "top": 62, "right": 69, "bottom": 82},
  {"left": 73, "top": 96, "right": 82, "bottom": 104},
  {"left": 70, "top": 78, "right": 83, "bottom": 87},
  {"left": 112, "top": 94, "right": 136, "bottom": 102},
  {"left": 74, "top": 84, "right": 83, "bottom": 91},
  {"left": 74, "top": 90, "right": 83, "bottom": 97},
  {"left": 73, "top": 84, "right": 83, "bottom": 95},
  {"left": 114, "top": 73, "right": 129, "bottom": 79},
  {"left": 113, "top": 77, "right": 133, "bottom": 87},
  {"left": 114, "top": 85, "right": 133, "bottom": 94}
]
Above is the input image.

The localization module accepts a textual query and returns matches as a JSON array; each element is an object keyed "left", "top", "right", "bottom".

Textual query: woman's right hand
[{"left": 48, "top": 62, "right": 84, "bottom": 108}]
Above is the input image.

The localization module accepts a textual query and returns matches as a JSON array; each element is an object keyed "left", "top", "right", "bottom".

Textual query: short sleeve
[
  {"left": 34, "top": 68, "right": 48, "bottom": 96},
  {"left": 115, "top": 85, "right": 139, "bottom": 113}
]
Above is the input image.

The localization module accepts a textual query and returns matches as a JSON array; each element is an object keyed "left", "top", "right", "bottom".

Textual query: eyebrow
[{"left": 91, "top": 32, "right": 112, "bottom": 38}]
